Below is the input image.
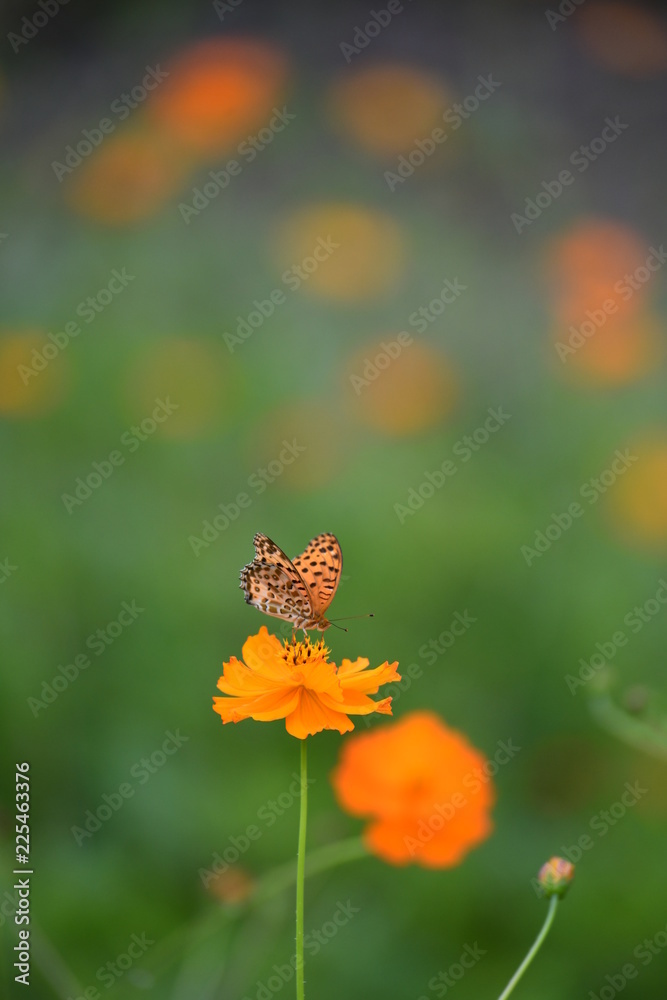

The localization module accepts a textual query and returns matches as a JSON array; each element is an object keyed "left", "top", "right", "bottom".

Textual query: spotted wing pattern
[
  {"left": 240, "top": 533, "right": 315, "bottom": 627},
  {"left": 291, "top": 532, "right": 343, "bottom": 618}
]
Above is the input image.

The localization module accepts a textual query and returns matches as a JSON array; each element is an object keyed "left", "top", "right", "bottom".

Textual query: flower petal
[
  {"left": 213, "top": 686, "right": 300, "bottom": 724},
  {"left": 320, "top": 689, "right": 393, "bottom": 717},
  {"left": 285, "top": 689, "right": 355, "bottom": 739},
  {"left": 216, "top": 657, "right": 288, "bottom": 696},
  {"left": 338, "top": 659, "right": 400, "bottom": 694},
  {"left": 336, "top": 657, "right": 370, "bottom": 677},
  {"left": 241, "top": 627, "right": 292, "bottom": 680}
]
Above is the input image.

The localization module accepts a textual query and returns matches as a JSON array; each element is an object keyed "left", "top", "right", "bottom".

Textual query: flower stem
[
  {"left": 251, "top": 835, "right": 366, "bottom": 905},
  {"left": 296, "top": 738, "right": 308, "bottom": 1000},
  {"left": 495, "top": 896, "right": 559, "bottom": 1000},
  {"left": 589, "top": 690, "right": 667, "bottom": 761}
]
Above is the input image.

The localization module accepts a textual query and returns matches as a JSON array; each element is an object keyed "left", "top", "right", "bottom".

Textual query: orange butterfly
[{"left": 240, "top": 532, "right": 344, "bottom": 632}]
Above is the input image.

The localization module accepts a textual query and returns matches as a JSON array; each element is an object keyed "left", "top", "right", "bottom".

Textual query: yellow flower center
[{"left": 281, "top": 635, "right": 329, "bottom": 667}]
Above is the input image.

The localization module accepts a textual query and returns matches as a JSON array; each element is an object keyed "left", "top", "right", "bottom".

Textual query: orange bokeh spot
[
  {"left": 274, "top": 204, "right": 404, "bottom": 301},
  {"left": 207, "top": 867, "right": 254, "bottom": 905},
  {"left": 147, "top": 38, "right": 287, "bottom": 156},
  {"left": 0, "top": 332, "right": 69, "bottom": 417},
  {"left": 331, "top": 711, "right": 495, "bottom": 868},
  {"left": 611, "top": 438, "right": 667, "bottom": 544},
  {"left": 124, "top": 338, "right": 233, "bottom": 439},
  {"left": 545, "top": 220, "right": 663, "bottom": 384},
  {"left": 246, "top": 401, "right": 348, "bottom": 492},
  {"left": 329, "top": 64, "right": 449, "bottom": 155},
  {"left": 576, "top": 2, "right": 667, "bottom": 77},
  {"left": 346, "top": 338, "right": 457, "bottom": 435},
  {"left": 66, "top": 131, "right": 186, "bottom": 226},
  {"left": 553, "top": 312, "right": 662, "bottom": 385},
  {"left": 546, "top": 219, "right": 650, "bottom": 323}
]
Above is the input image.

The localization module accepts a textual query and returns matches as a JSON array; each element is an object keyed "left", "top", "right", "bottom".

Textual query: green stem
[
  {"left": 296, "top": 739, "right": 308, "bottom": 1000},
  {"left": 496, "top": 896, "right": 559, "bottom": 1000},
  {"left": 589, "top": 691, "right": 667, "bottom": 761}
]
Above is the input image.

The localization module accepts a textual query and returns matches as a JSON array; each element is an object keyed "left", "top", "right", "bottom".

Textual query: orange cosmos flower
[
  {"left": 213, "top": 627, "right": 400, "bottom": 739},
  {"left": 331, "top": 711, "right": 495, "bottom": 867}
]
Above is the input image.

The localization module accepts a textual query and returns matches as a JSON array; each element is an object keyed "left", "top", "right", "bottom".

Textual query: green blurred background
[{"left": 2, "top": 1, "right": 667, "bottom": 997}]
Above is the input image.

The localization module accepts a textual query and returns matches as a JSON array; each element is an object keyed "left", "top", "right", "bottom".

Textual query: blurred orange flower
[
  {"left": 346, "top": 339, "right": 458, "bottom": 435},
  {"left": 331, "top": 711, "right": 494, "bottom": 867},
  {"left": 213, "top": 627, "right": 399, "bottom": 739},
  {"left": 576, "top": 2, "right": 667, "bottom": 78},
  {"left": 328, "top": 64, "right": 450, "bottom": 156},
  {"left": 65, "top": 131, "right": 186, "bottom": 225},
  {"left": 148, "top": 38, "right": 287, "bottom": 156}
]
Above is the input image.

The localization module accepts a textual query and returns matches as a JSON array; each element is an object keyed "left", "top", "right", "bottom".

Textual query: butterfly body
[{"left": 240, "top": 532, "right": 343, "bottom": 632}]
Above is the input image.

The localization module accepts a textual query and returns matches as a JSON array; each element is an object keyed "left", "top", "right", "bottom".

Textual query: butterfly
[{"left": 240, "top": 532, "right": 343, "bottom": 632}]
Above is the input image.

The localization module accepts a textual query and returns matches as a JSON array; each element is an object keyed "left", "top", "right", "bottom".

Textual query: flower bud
[{"left": 537, "top": 857, "right": 575, "bottom": 898}]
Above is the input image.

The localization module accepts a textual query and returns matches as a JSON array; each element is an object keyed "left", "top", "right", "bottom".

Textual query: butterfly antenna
[
  {"left": 329, "top": 621, "right": 348, "bottom": 632},
  {"left": 329, "top": 613, "right": 374, "bottom": 622}
]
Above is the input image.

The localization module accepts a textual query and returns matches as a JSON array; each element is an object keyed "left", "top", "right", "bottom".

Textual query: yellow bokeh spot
[
  {"left": 328, "top": 64, "right": 449, "bottom": 155},
  {"left": 611, "top": 438, "right": 667, "bottom": 544},
  {"left": 247, "top": 401, "right": 348, "bottom": 492},
  {"left": 123, "top": 338, "right": 233, "bottom": 440},
  {"left": 274, "top": 204, "right": 404, "bottom": 301},
  {"left": 576, "top": 2, "right": 667, "bottom": 77},
  {"left": 66, "top": 130, "right": 187, "bottom": 226},
  {"left": 0, "top": 332, "right": 69, "bottom": 417},
  {"left": 147, "top": 37, "right": 287, "bottom": 157},
  {"left": 346, "top": 339, "right": 457, "bottom": 436}
]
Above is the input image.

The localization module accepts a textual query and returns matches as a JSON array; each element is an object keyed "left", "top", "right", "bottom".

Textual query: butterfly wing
[
  {"left": 291, "top": 532, "right": 343, "bottom": 619},
  {"left": 240, "top": 533, "right": 315, "bottom": 626}
]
